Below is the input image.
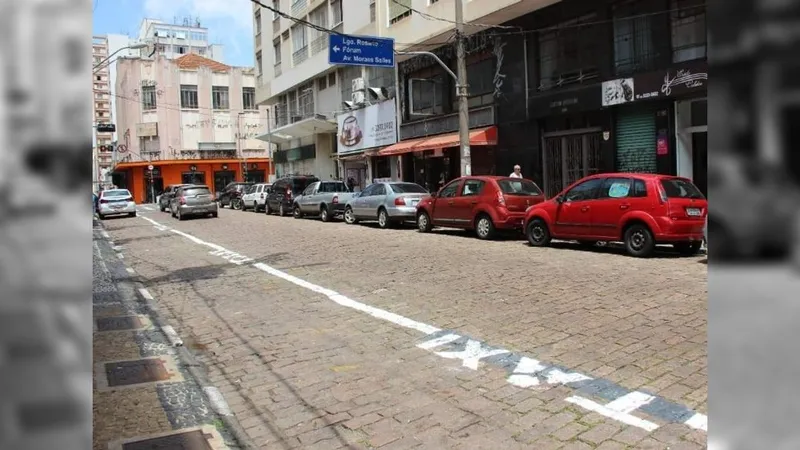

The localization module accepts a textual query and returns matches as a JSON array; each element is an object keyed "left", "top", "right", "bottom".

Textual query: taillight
[
  {"left": 394, "top": 197, "right": 407, "bottom": 206},
  {"left": 285, "top": 188, "right": 292, "bottom": 197},
  {"left": 496, "top": 191, "right": 506, "bottom": 205},
  {"left": 332, "top": 195, "right": 339, "bottom": 204},
  {"left": 99, "top": 199, "right": 109, "bottom": 204},
  {"left": 179, "top": 196, "right": 186, "bottom": 205}
]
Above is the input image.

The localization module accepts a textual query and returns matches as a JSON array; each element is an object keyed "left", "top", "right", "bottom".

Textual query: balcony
[
  {"left": 399, "top": 104, "right": 496, "bottom": 141},
  {"left": 310, "top": 35, "right": 327, "bottom": 56},
  {"left": 274, "top": 62, "right": 282, "bottom": 78},
  {"left": 290, "top": 0, "right": 307, "bottom": 17},
  {"left": 273, "top": 18, "right": 281, "bottom": 35},
  {"left": 292, "top": 47, "right": 308, "bottom": 67}
]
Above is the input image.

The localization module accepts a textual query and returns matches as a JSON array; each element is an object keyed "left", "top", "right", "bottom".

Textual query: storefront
[
  {"left": 113, "top": 158, "right": 272, "bottom": 204},
  {"left": 336, "top": 99, "right": 398, "bottom": 191}
]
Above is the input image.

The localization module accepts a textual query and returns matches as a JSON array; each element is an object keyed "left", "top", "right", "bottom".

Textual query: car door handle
[
  {"left": 620, "top": 204, "right": 630, "bottom": 210},
  {"left": 448, "top": 200, "right": 455, "bottom": 205},
  {"left": 581, "top": 206, "right": 590, "bottom": 212},
  {"left": 470, "top": 201, "right": 477, "bottom": 205}
]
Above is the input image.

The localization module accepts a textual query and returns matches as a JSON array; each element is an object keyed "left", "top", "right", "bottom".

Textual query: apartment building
[
  {"left": 138, "top": 18, "right": 224, "bottom": 62},
  {"left": 112, "top": 54, "right": 273, "bottom": 204},
  {"left": 93, "top": 36, "right": 114, "bottom": 186},
  {"left": 253, "top": 0, "right": 400, "bottom": 189}
]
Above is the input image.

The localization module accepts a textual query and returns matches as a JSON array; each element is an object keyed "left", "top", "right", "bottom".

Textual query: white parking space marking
[
  {"left": 565, "top": 396, "right": 659, "bottom": 431},
  {"left": 685, "top": 412, "right": 708, "bottom": 431},
  {"left": 434, "top": 339, "right": 509, "bottom": 370},
  {"left": 417, "top": 334, "right": 461, "bottom": 350}
]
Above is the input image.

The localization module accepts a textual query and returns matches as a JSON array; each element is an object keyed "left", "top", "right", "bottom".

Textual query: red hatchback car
[
  {"left": 523, "top": 173, "right": 707, "bottom": 257},
  {"left": 416, "top": 176, "right": 545, "bottom": 239}
]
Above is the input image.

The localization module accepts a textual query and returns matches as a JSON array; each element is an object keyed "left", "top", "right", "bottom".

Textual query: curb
[{"left": 96, "top": 223, "right": 258, "bottom": 450}]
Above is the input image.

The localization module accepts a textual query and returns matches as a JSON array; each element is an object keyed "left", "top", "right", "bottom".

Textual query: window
[
  {"left": 180, "top": 85, "right": 198, "bottom": 109},
  {"left": 302, "top": 183, "right": 317, "bottom": 196},
  {"left": 256, "top": 50, "right": 263, "bottom": 74},
  {"left": 537, "top": 14, "right": 599, "bottom": 90},
  {"left": 331, "top": 0, "right": 343, "bottom": 25},
  {"left": 370, "top": 0, "right": 376, "bottom": 22},
  {"left": 461, "top": 180, "right": 485, "bottom": 197},
  {"left": 389, "top": 0, "right": 411, "bottom": 24},
  {"left": 297, "top": 82, "right": 314, "bottom": 117},
  {"left": 409, "top": 73, "right": 446, "bottom": 116},
  {"left": 438, "top": 180, "right": 460, "bottom": 198},
  {"left": 273, "top": 39, "right": 281, "bottom": 64},
  {"left": 309, "top": 5, "right": 329, "bottom": 54},
  {"left": 660, "top": 178, "right": 705, "bottom": 199},
  {"left": 212, "top": 86, "right": 229, "bottom": 110},
  {"left": 389, "top": 183, "right": 427, "bottom": 194},
  {"left": 632, "top": 179, "right": 648, "bottom": 197},
  {"left": 291, "top": 24, "right": 308, "bottom": 65},
  {"left": 497, "top": 179, "right": 542, "bottom": 196},
  {"left": 318, "top": 76, "right": 327, "bottom": 90},
  {"left": 96, "top": 75, "right": 101, "bottom": 81},
  {"left": 613, "top": 1, "right": 655, "bottom": 75},
  {"left": 373, "top": 184, "right": 387, "bottom": 196},
  {"left": 141, "top": 86, "right": 157, "bottom": 110},
  {"left": 671, "top": 0, "right": 706, "bottom": 62},
  {"left": 243, "top": 87, "right": 256, "bottom": 110},
  {"left": 320, "top": 181, "right": 348, "bottom": 193},
  {"left": 176, "top": 45, "right": 188, "bottom": 54},
  {"left": 272, "top": 0, "right": 279, "bottom": 20},
  {"left": 360, "top": 184, "right": 377, "bottom": 196},
  {"left": 598, "top": 177, "right": 632, "bottom": 199},
  {"left": 255, "top": 11, "right": 262, "bottom": 35},
  {"left": 328, "top": 73, "right": 336, "bottom": 86},
  {"left": 564, "top": 178, "right": 602, "bottom": 202}
]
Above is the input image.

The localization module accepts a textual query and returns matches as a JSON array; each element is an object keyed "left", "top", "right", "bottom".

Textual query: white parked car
[
  {"left": 97, "top": 189, "right": 136, "bottom": 220},
  {"left": 240, "top": 183, "right": 272, "bottom": 212}
]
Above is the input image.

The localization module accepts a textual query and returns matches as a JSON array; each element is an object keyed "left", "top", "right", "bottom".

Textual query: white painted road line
[
  {"left": 138, "top": 288, "right": 154, "bottom": 301},
  {"left": 161, "top": 325, "right": 184, "bottom": 347},
  {"left": 130, "top": 215, "right": 707, "bottom": 433},
  {"left": 203, "top": 386, "right": 233, "bottom": 416},
  {"left": 565, "top": 396, "right": 660, "bottom": 432},
  {"left": 126, "top": 267, "right": 136, "bottom": 275}
]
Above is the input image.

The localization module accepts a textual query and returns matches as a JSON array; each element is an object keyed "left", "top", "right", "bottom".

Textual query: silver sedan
[{"left": 344, "top": 182, "right": 429, "bottom": 229}]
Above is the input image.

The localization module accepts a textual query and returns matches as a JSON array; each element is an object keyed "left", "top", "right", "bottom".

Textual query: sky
[{"left": 92, "top": 0, "right": 255, "bottom": 67}]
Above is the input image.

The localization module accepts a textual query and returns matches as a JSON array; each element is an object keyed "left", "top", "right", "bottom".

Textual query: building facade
[
  {"left": 137, "top": 18, "right": 224, "bottom": 62},
  {"left": 374, "top": 0, "right": 707, "bottom": 197},
  {"left": 112, "top": 54, "right": 273, "bottom": 204},
  {"left": 93, "top": 35, "right": 114, "bottom": 188}
]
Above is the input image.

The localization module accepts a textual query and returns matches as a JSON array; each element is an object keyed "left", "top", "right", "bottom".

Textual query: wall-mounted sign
[
  {"left": 96, "top": 123, "right": 116, "bottom": 133},
  {"left": 602, "top": 78, "right": 634, "bottom": 106},
  {"left": 198, "top": 142, "right": 236, "bottom": 151},
  {"left": 137, "top": 122, "right": 158, "bottom": 137},
  {"left": 222, "top": 164, "right": 228, "bottom": 170},
  {"left": 190, "top": 165, "right": 197, "bottom": 171},
  {"left": 632, "top": 61, "right": 708, "bottom": 102},
  {"left": 336, "top": 99, "right": 397, "bottom": 154},
  {"left": 657, "top": 132, "right": 669, "bottom": 155},
  {"left": 529, "top": 84, "right": 602, "bottom": 118}
]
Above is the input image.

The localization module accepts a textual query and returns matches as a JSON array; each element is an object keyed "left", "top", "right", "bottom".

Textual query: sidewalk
[{"left": 93, "top": 219, "right": 248, "bottom": 450}]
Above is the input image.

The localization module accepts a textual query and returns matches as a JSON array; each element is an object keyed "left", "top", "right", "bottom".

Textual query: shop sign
[
  {"left": 336, "top": 99, "right": 397, "bottom": 155},
  {"left": 529, "top": 84, "right": 602, "bottom": 118},
  {"left": 635, "top": 61, "right": 708, "bottom": 103}
]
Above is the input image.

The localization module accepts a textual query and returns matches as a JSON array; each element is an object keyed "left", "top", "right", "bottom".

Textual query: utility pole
[{"left": 455, "top": 0, "right": 471, "bottom": 176}]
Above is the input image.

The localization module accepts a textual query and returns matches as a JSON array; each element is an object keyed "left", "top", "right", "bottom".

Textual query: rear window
[
  {"left": 390, "top": 183, "right": 428, "bottom": 194},
  {"left": 660, "top": 178, "right": 705, "bottom": 199},
  {"left": 497, "top": 179, "right": 542, "bottom": 196},
  {"left": 292, "top": 178, "right": 318, "bottom": 192},
  {"left": 184, "top": 187, "right": 211, "bottom": 195},
  {"left": 319, "top": 182, "right": 348, "bottom": 193},
  {"left": 103, "top": 190, "right": 130, "bottom": 197}
]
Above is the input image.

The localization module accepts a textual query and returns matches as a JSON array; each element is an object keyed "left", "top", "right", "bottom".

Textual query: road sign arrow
[{"left": 333, "top": 45, "right": 341, "bottom": 52}]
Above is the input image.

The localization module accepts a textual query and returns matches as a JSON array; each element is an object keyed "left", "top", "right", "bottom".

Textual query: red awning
[{"left": 377, "top": 126, "right": 498, "bottom": 157}]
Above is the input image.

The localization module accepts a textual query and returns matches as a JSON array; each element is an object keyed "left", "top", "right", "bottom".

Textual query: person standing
[{"left": 509, "top": 165, "right": 523, "bottom": 178}]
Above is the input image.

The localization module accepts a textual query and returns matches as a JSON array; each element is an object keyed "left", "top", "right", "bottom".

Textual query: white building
[{"left": 137, "top": 18, "right": 224, "bottom": 63}]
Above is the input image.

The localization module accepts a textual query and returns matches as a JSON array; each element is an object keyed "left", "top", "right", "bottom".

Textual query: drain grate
[
  {"left": 105, "top": 358, "right": 173, "bottom": 387},
  {"left": 121, "top": 429, "right": 214, "bottom": 450},
  {"left": 96, "top": 316, "right": 144, "bottom": 331}
]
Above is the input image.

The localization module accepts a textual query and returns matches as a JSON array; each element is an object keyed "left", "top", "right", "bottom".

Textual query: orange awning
[{"left": 378, "top": 126, "right": 498, "bottom": 157}]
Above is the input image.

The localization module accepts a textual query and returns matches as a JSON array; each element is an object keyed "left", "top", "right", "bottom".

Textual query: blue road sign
[{"left": 328, "top": 34, "right": 395, "bottom": 68}]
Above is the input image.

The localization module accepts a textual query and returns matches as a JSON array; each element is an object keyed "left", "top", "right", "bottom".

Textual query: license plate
[
  {"left": 112, "top": 204, "right": 123, "bottom": 209},
  {"left": 686, "top": 207, "right": 702, "bottom": 216},
  {"left": 411, "top": 200, "right": 419, "bottom": 206},
  {"left": 194, "top": 209, "right": 207, "bottom": 213}
]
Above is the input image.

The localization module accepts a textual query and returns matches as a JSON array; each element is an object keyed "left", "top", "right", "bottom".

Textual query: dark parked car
[
  {"left": 265, "top": 175, "right": 320, "bottom": 216},
  {"left": 159, "top": 184, "right": 191, "bottom": 212},
  {"left": 170, "top": 185, "right": 218, "bottom": 220},
  {"left": 217, "top": 182, "right": 253, "bottom": 209}
]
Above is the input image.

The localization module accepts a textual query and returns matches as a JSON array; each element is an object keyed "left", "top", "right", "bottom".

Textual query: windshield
[
  {"left": 497, "top": 179, "right": 542, "bottom": 196},
  {"left": 390, "top": 183, "right": 428, "bottom": 194},
  {"left": 184, "top": 187, "right": 211, "bottom": 195},
  {"left": 660, "top": 178, "right": 705, "bottom": 199},
  {"left": 103, "top": 190, "right": 130, "bottom": 197}
]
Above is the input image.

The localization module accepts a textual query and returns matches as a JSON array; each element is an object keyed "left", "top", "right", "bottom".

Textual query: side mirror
[{"left": 556, "top": 195, "right": 565, "bottom": 204}]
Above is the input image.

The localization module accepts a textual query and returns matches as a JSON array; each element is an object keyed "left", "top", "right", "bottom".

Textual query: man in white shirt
[{"left": 509, "top": 165, "right": 523, "bottom": 178}]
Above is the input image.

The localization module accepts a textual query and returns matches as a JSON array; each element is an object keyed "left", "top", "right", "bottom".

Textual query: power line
[{"left": 389, "top": 0, "right": 521, "bottom": 30}]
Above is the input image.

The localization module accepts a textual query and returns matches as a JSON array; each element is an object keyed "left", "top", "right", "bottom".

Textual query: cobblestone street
[{"left": 100, "top": 206, "right": 708, "bottom": 449}]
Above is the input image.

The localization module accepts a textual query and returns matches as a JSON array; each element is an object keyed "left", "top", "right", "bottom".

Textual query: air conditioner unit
[
  {"left": 352, "top": 77, "right": 365, "bottom": 92},
  {"left": 352, "top": 91, "right": 366, "bottom": 105}
]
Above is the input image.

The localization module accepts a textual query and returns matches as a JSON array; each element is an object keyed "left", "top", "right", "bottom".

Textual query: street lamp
[{"left": 93, "top": 42, "right": 150, "bottom": 74}]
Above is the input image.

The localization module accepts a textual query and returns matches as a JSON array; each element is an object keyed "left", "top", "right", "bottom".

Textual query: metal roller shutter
[{"left": 615, "top": 108, "right": 657, "bottom": 173}]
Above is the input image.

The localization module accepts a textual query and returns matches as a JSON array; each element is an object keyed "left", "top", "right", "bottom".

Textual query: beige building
[{"left": 93, "top": 35, "right": 114, "bottom": 183}]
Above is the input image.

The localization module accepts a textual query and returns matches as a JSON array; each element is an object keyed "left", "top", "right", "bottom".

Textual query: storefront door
[
  {"left": 675, "top": 99, "right": 708, "bottom": 196},
  {"left": 541, "top": 128, "right": 602, "bottom": 198},
  {"left": 245, "top": 170, "right": 266, "bottom": 183},
  {"left": 182, "top": 172, "right": 206, "bottom": 185},
  {"left": 144, "top": 176, "right": 163, "bottom": 204},
  {"left": 213, "top": 170, "right": 235, "bottom": 194}
]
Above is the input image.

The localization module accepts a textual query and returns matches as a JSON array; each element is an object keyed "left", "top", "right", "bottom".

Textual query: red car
[
  {"left": 416, "top": 176, "right": 545, "bottom": 239},
  {"left": 523, "top": 173, "right": 707, "bottom": 257}
]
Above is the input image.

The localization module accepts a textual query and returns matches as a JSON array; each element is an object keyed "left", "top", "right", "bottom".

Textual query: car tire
[
  {"left": 674, "top": 241, "right": 702, "bottom": 256},
  {"left": 377, "top": 208, "right": 390, "bottom": 229},
  {"left": 129, "top": 212, "right": 137, "bottom": 218},
  {"left": 266, "top": 202, "right": 273, "bottom": 215},
  {"left": 624, "top": 223, "right": 655, "bottom": 257},
  {"left": 344, "top": 207, "right": 358, "bottom": 225},
  {"left": 417, "top": 211, "right": 432, "bottom": 233},
  {"left": 293, "top": 204, "right": 303, "bottom": 219},
  {"left": 474, "top": 214, "right": 495, "bottom": 240},
  {"left": 253, "top": 201, "right": 259, "bottom": 212},
  {"left": 177, "top": 209, "right": 185, "bottom": 221},
  {"left": 211, "top": 212, "right": 218, "bottom": 218},
  {"left": 159, "top": 204, "right": 165, "bottom": 212},
  {"left": 98, "top": 213, "right": 105, "bottom": 220},
  {"left": 320, "top": 205, "right": 331, "bottom": 222},
  {"left": 279, "top": 203, "right": 287, "bottom": 217},
  {"left": 526, "top": 219, "right": 551, "bottom": 247}
]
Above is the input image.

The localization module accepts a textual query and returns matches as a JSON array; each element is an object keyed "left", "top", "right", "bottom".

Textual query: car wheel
[
  {"left": 320, "top": 206, "right": 330, "bottom": 222},
  {"left": 344, "top": 207, "right": 357, "bottom": 224},
  {"left": 159, "top": 204, "right": 165, "bottom": 212},
  {"left": 526, "top": 219, "right": 551, "bottom": 247},
  {"left": 377, "top": 208, "right": 390, "bottom": 229},
  {"left": 624, "top": 223, "right": 655, "bottom": 257},
  {"left": 417, "top": 211, "right": 432, "bottom": 233},
  {"left": 474, "top": 214, "right": 495, "bottom": 240},
  {"left": 211, "top": 212, "right": 218, "bottom": 218},
  {"left": 674, "top": 241, "right": 702, "bottom": 256},
  {"left": 279, "top": 203, "right": 286, "bottom": 217},
  {"left": 266, "top": 202, "right": 273, "bottom": 215},
  {"left": 98, "top": 213, "right": 105, "bottom": 220},
  {"left": 253, "top": 201, "right": 259, "bottom": 212},
  {"left": 177, "top": 209, "right": 185, "bottom": 221},
  {"left": 293, "top": 204, "right": 303, "bottom": 219}
]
